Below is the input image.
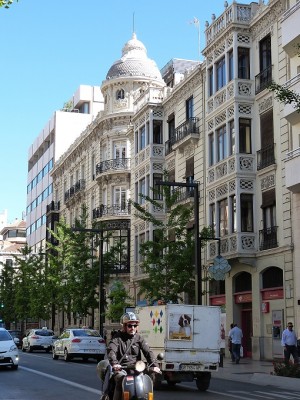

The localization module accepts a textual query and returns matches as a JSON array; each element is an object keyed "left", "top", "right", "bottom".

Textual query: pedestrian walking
[
  {"left": 281, "top": 322, "right": 299, "bottom": 365},
  {"left": 229, "top": 323, "right": 243, "bottom": 364},
  {"left": 228, "top": 323, "right": 235, "bottom": 361}
]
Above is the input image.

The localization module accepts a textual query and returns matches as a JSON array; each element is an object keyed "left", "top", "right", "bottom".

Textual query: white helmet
[{"left": 120, "top": 312, "right": 139, "bottom": 326}]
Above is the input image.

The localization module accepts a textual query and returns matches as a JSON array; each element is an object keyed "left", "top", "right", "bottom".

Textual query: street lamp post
[{"left": 157, "top": 181, "right": 201, "bottom": 304}]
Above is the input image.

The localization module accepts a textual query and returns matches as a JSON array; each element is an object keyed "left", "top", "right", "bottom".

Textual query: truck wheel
[{"left": 196, "top": 372, "right": 211, "bottom": 391}]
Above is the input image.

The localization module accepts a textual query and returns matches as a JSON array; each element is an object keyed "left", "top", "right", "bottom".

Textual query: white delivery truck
[{"left": 134, "top": 304, "right": 221, "bottom": 391}]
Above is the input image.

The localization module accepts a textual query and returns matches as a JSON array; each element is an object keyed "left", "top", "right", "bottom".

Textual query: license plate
[
  {"left": 180, "top": 364, "right": 202, "bottom": 371},
  {"left": 84, "top": 349, "right": 98, "bottom": 353}
]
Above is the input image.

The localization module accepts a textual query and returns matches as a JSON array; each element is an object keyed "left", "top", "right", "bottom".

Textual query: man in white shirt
[
  {"left": 228, "top": 324, "right": 243, "bottom": 364},
  {"left": 281, "top": 322, "right": 299, "bottom": 365}
]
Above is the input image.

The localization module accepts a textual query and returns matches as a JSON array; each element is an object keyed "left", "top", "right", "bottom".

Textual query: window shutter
[
  {"left": 185, "top": 157, "right": 194, "bottom": 178},
  {"left": 261, "top": 189, "right": 276, "bottom": 208}
]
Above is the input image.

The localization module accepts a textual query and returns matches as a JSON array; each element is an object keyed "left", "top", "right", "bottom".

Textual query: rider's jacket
[{"left": 107, "top": 331, "right": 158, "bottom": 369}]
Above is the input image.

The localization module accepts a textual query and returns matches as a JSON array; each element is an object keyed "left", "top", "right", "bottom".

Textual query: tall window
[
  {"left": 209, "top": 203, "right": 216, "bottom": 235},
  {"left": 238, "top": 47, "right": 250, "bottom": 79},
  {"left": 114, "top": 142, "right": 126, "bottom": 159},
  {"left": 241, "top": 194, "right": 253, "bottom": 232},
  {"left": 262, "top": 189, "right": 276, "bottom": 229},
  {"left": 209, "top": 133, "right": 215, "bottom": 166},
  {"left": 168, "top": 114, "right": 175, "bottom": 142},
  {"left": 139, "top": 178, "right": 146, "bottom": 204},
  {"left": 217, "top": 125, "right": 227, "bottom": 162},
  {"left": 186, "top": 96, "right": 194, "bottom": 120},
  {"left": 153, "top": 173, "right": 163, "bottom": 200},
  {"left": 230, "top": 195, "right": 236, "bottom": 233},
  {"left": 229, "top": 120, "right": 235, "bottom": 156},
  {"left": 216, "top": 57, "right": 226, "bottom": 91},
  {"left": 228, "top": 50, "right": 234, "bottom": 81},
  {"left": 208, "top": 67, "right": 214, "bottom": 96},
  {"left": 139, "top": 126, "right": 146, "bottom": 151},
  {"left": 218, "top": 198, "right": 228, "bottom": 237},
  {"left": 153, "top": 120, "right": 162, "bottom": 144},
  {"left": 260, "top": 110, "right": 274, "bottom": 149},
  {"left": 239, "top": 118, "right": 251, "bottom": 154},
  {"left": 114, "top": 186, "right": 127, "bottom": 209},
  {"left": 259, "top": 35, "right": 271, "bottom": 72}
]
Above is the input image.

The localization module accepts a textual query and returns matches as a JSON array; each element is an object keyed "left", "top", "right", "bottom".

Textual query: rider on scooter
[{"left": 107, "top": 312, "right": 161, "bottom": 400}]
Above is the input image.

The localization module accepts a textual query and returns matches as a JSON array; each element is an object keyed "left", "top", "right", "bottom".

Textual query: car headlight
[{"left": 9, "top": 344, "right": 17, "bottom": 351}]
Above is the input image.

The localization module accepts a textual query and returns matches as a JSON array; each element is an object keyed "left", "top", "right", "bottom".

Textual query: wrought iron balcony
[
  {"left": 96, "top": 158, "right": 130, "bottom": 175},
  {"left": 92, "top": 203, "right": 131, "bottom": 219},
  {"left": 259, "top": 226, "right": 278, "bottom": 251},
  {"left": 172, "top": 117, "right": 200, "bottom": 145},
  {"left": 46, "top": 201, "right": 60, "bottom": 214},
  {"left": 255, "top": 65, "right": 272, "bottom": 94},
  {"left": 64, "top": 179, "right": 86, "bottom": 202},
  {"left": 108, "top": 263, "right": 130, "bottom": 274},
  {"left": 172, "top": 186, "right": 196, "bottom": 204},
  {"left": 257, "top": 143, "right": 275, "bottom": 170}
]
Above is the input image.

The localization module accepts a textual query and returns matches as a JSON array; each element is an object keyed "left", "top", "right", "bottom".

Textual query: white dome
[{"left": 106, "top": 33, "right": 163, "bottom": 81}]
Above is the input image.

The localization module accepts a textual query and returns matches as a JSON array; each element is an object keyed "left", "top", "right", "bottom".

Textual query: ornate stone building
[{"left": 44, "top": 0, "right": 299, "bottom": 359}]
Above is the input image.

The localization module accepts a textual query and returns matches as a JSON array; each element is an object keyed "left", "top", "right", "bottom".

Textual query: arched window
[
  {"left": 262, "top": 266, "right": 283, "bottom": 288},
  {"left": 234, "top": 272, "right": 252, "bottom": 292},
  {"left": 116, "top": 89, "right": 125, "bottom": 100}
]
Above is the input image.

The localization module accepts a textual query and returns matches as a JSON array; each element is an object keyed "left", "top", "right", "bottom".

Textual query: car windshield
[
  {"left": 0, "top": 331, "right": 12, "bottom": 341},
  {"left": 72, "top": 329, "right": 101, "bottom": 337},
  {"left": 35, "top": 330, "right": 54, "bottom": 336}
]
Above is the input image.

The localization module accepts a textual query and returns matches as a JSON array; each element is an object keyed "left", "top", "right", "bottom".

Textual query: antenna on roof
[{"left": 133, "top": 12, "right": 135, "bottom": 34}]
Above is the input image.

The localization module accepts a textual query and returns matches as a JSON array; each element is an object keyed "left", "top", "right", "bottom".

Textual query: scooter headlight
[{"left": 135, "top": 360, "right": 146, "bottom": 372}]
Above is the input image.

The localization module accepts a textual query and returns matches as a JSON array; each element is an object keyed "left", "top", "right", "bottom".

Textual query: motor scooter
[{"left": 97, "top": 354, "right": 163, "bottom": 400}]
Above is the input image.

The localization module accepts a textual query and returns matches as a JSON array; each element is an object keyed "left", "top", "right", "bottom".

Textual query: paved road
[{"left": 1, "top": 352, "right": 300, "bottom": 399}]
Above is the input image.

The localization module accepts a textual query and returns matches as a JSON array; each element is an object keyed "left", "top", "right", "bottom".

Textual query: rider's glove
[
  {"left": 112, "top": 364, "right": 122, "bottom": 371},
  {"left": 153, "top": 366, "right": 161, "bottom": 374}
]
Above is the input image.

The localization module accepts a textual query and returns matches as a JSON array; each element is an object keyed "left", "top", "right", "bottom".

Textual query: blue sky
[{"left": 0, "top": 0, "right": 249, "bottom": 223}]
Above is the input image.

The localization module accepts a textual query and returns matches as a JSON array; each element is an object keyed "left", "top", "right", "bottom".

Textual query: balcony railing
[
  {"left": 64, "top": 179, "right": 86, "bottom": 202},
  {"left": 165, "top": 117, "right": 199, "bottom": 155},
  {"left": 92, "top": 203, "right": 131, "bottom": 219},
  {"left": 259, "top": 226, "right": 278, "bottom": 251},
  {"left": 46, "top": 201, "right": 60, "bottom": 213},
  {"left": 108, "top": 263, "right": 130, "bottom": 274},
  {"left": 171, "top": 186, "right": 196, "bottom": 204},
  {"left": 96, "top": 158, "right": 130, "bottom": 175},
  {"left": 255, "top": 65, "right": 273, "bottom": 94},
  {"left": 257, "top": 143, "right": 275, "bottom": 170}
]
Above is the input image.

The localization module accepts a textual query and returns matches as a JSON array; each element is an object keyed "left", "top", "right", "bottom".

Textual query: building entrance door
[{"left": 241, "top": 309, "right": 252, "bottom": 357}]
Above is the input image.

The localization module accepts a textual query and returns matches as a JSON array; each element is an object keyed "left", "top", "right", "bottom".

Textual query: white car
[
  {"left": 52, "top": 328, "right": 106, "bottom": 362},
  {"left": 0, "top": 328, "right": 19, "bottom": 370},
  {"left": 22, "top": 328, "right": 56, "bottom": 353}
]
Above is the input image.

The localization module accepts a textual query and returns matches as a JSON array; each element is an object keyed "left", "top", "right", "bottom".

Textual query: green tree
[
  {"left": 268, "top": 82, "right": 300, "bottom": 112},
  {"left": 131, "top": 183, "right": 212, "bottom": 304},
  {"left": 47, "top": 205, "right": 99, "bottom": 320},
  {"left": 0, "top": 260, "right": 16, "bottom": 326},
  {"left": 0, "top": 0, "right": 18, "bottom": 9},
  {"left": 105, "top": 280, "right": 133, "bottom": 322}
]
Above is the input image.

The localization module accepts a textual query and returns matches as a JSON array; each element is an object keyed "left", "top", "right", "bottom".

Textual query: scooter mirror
[{"left": 157, "top": 352, "right": 164, "bottom": 361}]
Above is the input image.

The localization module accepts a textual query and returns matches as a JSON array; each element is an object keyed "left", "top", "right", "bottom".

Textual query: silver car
[
  {"left": 22, "top": 328, "right": 56, "bottom": 353},
  {"left": 0, "top": 328, "right": 19, "bottom": 370},
  {"left": 52, "top": 328, "right": 106, "bottom": 362}
]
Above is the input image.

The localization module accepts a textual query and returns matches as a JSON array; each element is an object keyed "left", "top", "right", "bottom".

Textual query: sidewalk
[{"left": 211, "top": 357, "right": 300, "bottom": 390}]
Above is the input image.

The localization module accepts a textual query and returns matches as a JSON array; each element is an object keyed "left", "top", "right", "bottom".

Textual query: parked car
[
  {"left": 0, "top": 328, "right": 19, "bottom": 370},
  {"left": 22, "top": 327, "right": 56, "bottom": 353},
  {"left": 7, "top": 330, "right": 22, "bottom": 348},
  {"left": 52, "top": 328, "right": 106, "bottom": 362}
]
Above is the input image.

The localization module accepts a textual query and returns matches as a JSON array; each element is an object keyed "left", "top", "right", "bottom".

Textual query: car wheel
[
  {"left": 64, "top": 348, "right": 70, "bottom": 362},
  {"left": 11, "top": 365, "right": 18, "bottom": 370},
  {"left": 196, "top": 372, "right": 211, "bottom": 391},
  {"left": 52, "top": 349, "right": 59, "bottom": 360}
]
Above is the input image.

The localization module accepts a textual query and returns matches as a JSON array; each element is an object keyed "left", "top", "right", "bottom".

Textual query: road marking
[{"left": 20, "top": 366, "right": 101, "bottom": 395}]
